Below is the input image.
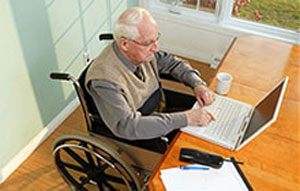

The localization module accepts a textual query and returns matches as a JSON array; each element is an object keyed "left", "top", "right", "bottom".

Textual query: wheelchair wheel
[{"left": 52, "top": 134, "right": 141, "bottom": 191}]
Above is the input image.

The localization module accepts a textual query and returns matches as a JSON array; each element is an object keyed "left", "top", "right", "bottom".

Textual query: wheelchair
[{"left": 50, "top": 34, "right": 196, "bottom": 191}]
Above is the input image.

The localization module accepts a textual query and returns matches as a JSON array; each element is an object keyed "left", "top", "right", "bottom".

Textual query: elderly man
[{"left": 85, "top": 7, "right": 215, "bottom": 151}]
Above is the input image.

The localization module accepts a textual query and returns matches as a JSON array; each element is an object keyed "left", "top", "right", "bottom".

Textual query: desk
[{"left": 149, "top": 36, "right": 300, "bottom": 191}]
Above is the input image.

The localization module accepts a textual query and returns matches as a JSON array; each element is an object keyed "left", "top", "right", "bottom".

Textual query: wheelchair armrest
[
  {"left": 99, "top": 33, "right": 114, "bottom": 41},
  {"left": 50, "top": 72, "right": 71, "bottom": 81}
]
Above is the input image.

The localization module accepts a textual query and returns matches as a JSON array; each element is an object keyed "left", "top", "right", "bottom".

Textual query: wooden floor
[
  {"left": 0, "top": 59, "right": 215, "bottom": 191},
  {"left": 0, "top": 107, "right": 88, "bottom": 191}
]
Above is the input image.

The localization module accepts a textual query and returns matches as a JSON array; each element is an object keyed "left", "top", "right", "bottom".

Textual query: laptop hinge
[
  {"left": 234, "top": 112, "right": 251, "bottom": 150},
  {"left": 234, "top": 135, "right": 242, "bottom": 150}
]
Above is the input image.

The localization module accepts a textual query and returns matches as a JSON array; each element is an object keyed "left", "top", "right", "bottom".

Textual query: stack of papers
[{"left": 160, "top": 163, "right": 248, "bottom": 191}]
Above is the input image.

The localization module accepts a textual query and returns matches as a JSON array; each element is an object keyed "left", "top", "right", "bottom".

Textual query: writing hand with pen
[{"left": 185, "top": 84, "right": 216, "bottom": 126}]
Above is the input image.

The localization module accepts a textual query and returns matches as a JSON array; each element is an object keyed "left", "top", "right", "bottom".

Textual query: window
[
  {"left": 232, "top": 0, "right": 300, "bottom": 31},
  {"left": 151, "top": 0, "right": 299, "bottom": 44},
  {"left": 160, "top": 0, "right": 218, "bottom": 14}
]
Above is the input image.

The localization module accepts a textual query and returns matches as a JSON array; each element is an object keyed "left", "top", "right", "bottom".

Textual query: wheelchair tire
[{"left": 52, "top": 133, "right": 141, "bottom": 191}]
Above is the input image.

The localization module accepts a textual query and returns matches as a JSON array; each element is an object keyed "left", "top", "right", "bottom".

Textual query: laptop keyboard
[{"left": 199, "top": 96, "right": 250, "bottom": 142}]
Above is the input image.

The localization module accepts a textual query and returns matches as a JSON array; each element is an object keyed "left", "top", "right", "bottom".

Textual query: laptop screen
[{"left": 241, "top": 79, "right": 286, "bottom": 143}]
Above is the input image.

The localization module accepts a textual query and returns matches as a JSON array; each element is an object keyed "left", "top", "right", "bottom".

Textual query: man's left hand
[{"left": 193, "top": 84, "right": 215, "bottom": 107}]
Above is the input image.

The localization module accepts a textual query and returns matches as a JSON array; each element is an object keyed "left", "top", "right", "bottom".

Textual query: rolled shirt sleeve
[{"left": 88, "top": 80, "right": 187, "bottom": 140}]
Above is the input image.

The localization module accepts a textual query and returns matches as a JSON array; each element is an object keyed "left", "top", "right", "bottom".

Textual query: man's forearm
[{"left": 155, "top": 51, "right": 206, "bottom": 88}]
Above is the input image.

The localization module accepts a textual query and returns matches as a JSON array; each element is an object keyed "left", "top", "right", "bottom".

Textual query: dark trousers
[{"left": 138, "top": 89, "right": 196, "bottom": 153}]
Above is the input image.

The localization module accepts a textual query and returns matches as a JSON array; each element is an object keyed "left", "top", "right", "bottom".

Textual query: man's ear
[{"left": 119, "top": 38, "right": 129, "bottom": 52}]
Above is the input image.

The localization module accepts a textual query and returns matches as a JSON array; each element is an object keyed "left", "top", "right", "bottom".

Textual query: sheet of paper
[{"left": 160, "top": 163, "right": 248, "bottom": 191}]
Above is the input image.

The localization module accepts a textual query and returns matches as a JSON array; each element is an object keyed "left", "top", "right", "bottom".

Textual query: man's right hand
[{"left": 185, "top": 108, "right": 215, "bottom": 126}]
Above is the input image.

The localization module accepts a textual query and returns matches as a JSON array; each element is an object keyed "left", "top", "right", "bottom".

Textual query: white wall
[
  {"left": 141, "top": 1, "right": 238, "bottom": 68},
  {"left": 156, "top": 14, "right": 235, "bottom": 68}
]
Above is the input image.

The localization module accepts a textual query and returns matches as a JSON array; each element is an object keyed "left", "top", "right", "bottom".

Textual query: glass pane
[
  {"left": 181, "top": 0, "right": 197, "bottom": 10},
  {"left": 198, "top": 0, "right": 217, "bottom": 13},
  {"left": 232, "top": 0, "right": 300, "bottom": 31},
  {"left": 159, "top": 0, "right": 217, "bottom": 13}
]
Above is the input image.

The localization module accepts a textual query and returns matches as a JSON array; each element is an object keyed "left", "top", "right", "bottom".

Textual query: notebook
[{"left": 182, "top": 77, "right": 289, "bottom": 151}]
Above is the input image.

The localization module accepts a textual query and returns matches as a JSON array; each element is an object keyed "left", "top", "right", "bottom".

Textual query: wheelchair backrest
[
  {"left": 77, "top": 61, "right": 109, "bottom": 133},
  {"left": 78, "top": 62, "right": 99, "bottom": 117},
  {"left": 76, "top": 33, "right": 114, "bottom": 132}
]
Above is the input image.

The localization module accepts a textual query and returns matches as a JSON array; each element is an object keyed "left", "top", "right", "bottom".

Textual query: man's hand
[
  {"left": 185, "top": 108, "right": 215, "bottom": 126},
  {"left": 193, "top": 84, "right": 215, "bottom": 107}
]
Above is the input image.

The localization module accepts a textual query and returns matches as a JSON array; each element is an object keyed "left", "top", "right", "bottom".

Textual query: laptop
[{"left": 182, "top": 77, "right": 289, "bottom": 151}]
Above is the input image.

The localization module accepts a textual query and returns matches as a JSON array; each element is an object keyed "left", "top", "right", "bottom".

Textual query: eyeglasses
[{"left": 123, "top": 33, "right": 160, "bottom": 48}]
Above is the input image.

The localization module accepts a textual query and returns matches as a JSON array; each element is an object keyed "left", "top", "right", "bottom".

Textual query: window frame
[{"left": 140, "top": 0, "right": 299, "bottom": 45}]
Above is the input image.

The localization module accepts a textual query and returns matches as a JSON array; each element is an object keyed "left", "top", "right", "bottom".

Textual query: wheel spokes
[
  {"left": 82, "top": 143, "right": 96, "bottom": 168},
  {"left": 63, "top": 147, "right": 90, "bottom": 170},
  {"left": 58, "top": 161, "right": 87, "bottom": 173},
  {"left": 53, "top": 138, "right": 139, "bottom": 191}
]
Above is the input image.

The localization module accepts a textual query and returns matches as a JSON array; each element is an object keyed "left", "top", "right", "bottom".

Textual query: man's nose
[{"left": 150, "top": 41, "right": 159, "bottom": 52}]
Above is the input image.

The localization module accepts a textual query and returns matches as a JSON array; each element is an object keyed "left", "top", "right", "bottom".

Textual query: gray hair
[{"left": 113, "top": 7, "right": 150, "bottom": 42}]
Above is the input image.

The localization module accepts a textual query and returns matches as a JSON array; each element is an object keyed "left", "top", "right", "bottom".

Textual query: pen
[{"left": 179, "top": 166, "right": 210, "bottom": 170}]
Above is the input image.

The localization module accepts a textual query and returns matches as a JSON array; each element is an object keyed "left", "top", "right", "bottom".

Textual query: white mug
[{"left": 216, "top": 72, "right": 233, "bottom": 95}]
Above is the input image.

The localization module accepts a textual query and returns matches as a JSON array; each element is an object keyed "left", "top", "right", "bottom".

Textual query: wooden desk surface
[{"left": 148, "top": 36, "right": 300, "bottom": 191}]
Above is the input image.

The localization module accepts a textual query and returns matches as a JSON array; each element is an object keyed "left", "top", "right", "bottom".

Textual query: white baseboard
[{"left": 0, "top": 98, "right": 79, "bottom": 184}]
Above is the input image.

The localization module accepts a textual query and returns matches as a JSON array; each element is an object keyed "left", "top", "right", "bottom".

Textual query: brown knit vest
[{"left": 85, "top": 43, "right": 163, "bottom": 112}]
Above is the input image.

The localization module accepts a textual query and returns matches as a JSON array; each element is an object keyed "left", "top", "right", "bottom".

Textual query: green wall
[{"left": 0, "top": 0, "right": 138, "bottom": 179}]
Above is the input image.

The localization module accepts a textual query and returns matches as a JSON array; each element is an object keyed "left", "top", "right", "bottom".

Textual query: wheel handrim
[{"left": 53, "top": 139, "right": 139, "bottom": 191}]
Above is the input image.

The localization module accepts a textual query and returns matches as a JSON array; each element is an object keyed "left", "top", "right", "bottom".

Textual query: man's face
[{"left": 120, "top": 18, "right": 160, "bottom": 65}]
